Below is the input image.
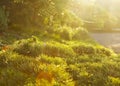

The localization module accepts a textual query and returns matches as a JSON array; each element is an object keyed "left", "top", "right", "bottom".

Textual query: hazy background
[{"left": 70, "top": 0, "right": 120, "bottom": 31}]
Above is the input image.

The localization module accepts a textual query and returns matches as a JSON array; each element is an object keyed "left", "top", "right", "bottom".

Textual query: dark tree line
[{"left": 0, "top": 0, "right": 69, "bottom": 30}]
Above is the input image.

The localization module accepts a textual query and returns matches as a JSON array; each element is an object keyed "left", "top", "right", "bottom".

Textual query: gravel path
[{"left": 90, "top": 33, "right": 120, "bottom": 53}]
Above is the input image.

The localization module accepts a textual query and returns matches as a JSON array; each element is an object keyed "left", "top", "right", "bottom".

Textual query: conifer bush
[
  {"left": 96, "top": 47, "right": 113, "bottom": 56},
  {"left": 0, "top": 51, "right": 75, "bottom": 86},
  {"left": 71, "top": 42, "right": 114, "bottom": 56},
  {"left": 0, "top": 68, "right": 29, "bottom": 86},
  {"left": 12, "top": 37, "right": 42, "bottom": 57},
  {"left": 12, "top": 37, "right": 76, "bottom": 58},
  {"left": 41, "top": 41, "right": 75, "bottom": 58},
  {"left": 38, "top": 54, "right": 66, "bottom": 65},
  {"left": 72, "top": 44, "right": 96, "bottom": 55}
]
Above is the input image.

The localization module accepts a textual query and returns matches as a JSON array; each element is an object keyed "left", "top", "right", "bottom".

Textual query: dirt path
[{"left": 90, "top": 33, "right": 120, "bottom": 53}]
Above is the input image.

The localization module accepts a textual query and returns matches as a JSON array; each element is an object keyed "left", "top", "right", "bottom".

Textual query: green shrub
[
  {"left": 67, "top": 55, "right": 120, "bottom": 86},
  {"left": 38, "top": 54, "right": 66, "bottom": 65},
  {"left": 36, "top": 64, "right": 74, "bottom": 86},
  {"left": 41, "top": 41, "right": 76, "bottom": 58},
  {"left": 13, "top": 37, "right": 76, "bottom": 58},
  {"left": 0, "top": 35, "right": 118, "bottom": 86},
  {"left": 71, "top": 43, "right": 96, "bottom": 56},
  {"left": 59, "top": 26, "right": 72, "bottom": 40},
  {"left": 71, "top": 42, "right": 114, "bottom": 56},
  {"left": 0, "top": 51, "right": 75, "bottom": 86},
  {"left": 41, "top": 26, "right": 90, "bottom": 41},
  {"left": 0, "top": 51, "right": 41, "bottom": 75},
  {"left": 72, "top": 27, "right": 90, "bottom": 40},
  {"left": 0, "top": 68, "right": 29, "bottom": 86},
  {"left": 0, "top": 7, "right": 8, "bottom": 31},
  {"left": 59, "top": 10, "right": 83, "bottom": 28},
  {"left": 96, "top": 47, "right": 114, "bottom": 56},
  {"left": 66, "top": 55, "right": 104, "bottom": 65},
  {"left": 72, "top": 44, "right": 96, "bottom": 55},
  {"left": 107, "top": 76, "right": 120, "bottom": 86},
  {"left": 12, "top": 36, "right": 42, "bottom": 57},
  {"left": 53, "top": 26, "right": 90, "bottom": 41}
]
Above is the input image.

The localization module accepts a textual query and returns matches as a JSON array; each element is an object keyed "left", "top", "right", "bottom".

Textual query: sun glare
[{"left": 75, "top": 0, "right": 96, "bottom": 5}]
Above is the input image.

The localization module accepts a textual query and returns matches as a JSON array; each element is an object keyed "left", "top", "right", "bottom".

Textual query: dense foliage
[
  {"left": 0, "top": 35, "right": 119, "bottom": 86},
  {"left": 0, "top": 7, "right": 8, "bottom": 31},
  {"left": 0, "top": 0, "right": 120, "bottom": 86},
  {"left": 0, "top": 0, "right": 70, "bottom": 29}
]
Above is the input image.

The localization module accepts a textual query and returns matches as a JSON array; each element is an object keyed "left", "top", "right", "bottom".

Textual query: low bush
[
  {"left": 72, "top": 27, "right": 90, "bottom": 40},
  {"left": 107, "top": 76, "right": 120, "bottom": 86},
  {"left": 12, "top": 36, "right": 114, "bottom": 58},
  {"left": 38, "top": 54, "right": 66, "bottom": 65},
  {"left": 0, "top": 51, "right": 41, "bottom": 75},
  {"left": 12, "top": 36, "right": 42, "bottom": 57},
  {"left": 0, "top": 51, "right": 75, "bottom": 86},
  {"left": 72, "top": 44, "right": 96, "bottom": 55},
  {"left": 59, "top": 26, "right": 72, "bottom": 40},
  {"left": 71, "top": 42, "right": 114, "bottom": 56},
  {"left": 0, "top": 68, "right": 29, "bottom": 86},
  {"left": 96, "top": 47, "right": 114, "bottom": 56},
  {"left": 12, "top": 37, "right": 76, "bottom": 58},
  {"left": 68, "top": 59, "right": 120, "bottom": 86},
  {"left": 41, "top": 41, "right": 76, "bottom": 58},
  {"left": 52, "top": 26, "right": 73, "bottom": 41}
]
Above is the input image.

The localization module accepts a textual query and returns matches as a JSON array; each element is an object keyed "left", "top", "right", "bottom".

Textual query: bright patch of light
[{"left": 75, "top": 0, "right": 96, "bottom": 4}]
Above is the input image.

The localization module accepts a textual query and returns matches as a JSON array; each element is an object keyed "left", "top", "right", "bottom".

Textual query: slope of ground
[
  {"left": 90, "top": 32, "right": 120, "bottom": 53},
  {"left": 0, "top": 27, "right": 120, "bottom": 86}
]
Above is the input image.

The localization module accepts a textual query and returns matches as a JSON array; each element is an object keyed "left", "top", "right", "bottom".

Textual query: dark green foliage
[
  {"left": 48, "top": 26, "right": 90, "bottom": 41},
  {"left": 38, "top": 54, "right": 66, "bottom": 65},
  {"left": 0, "top": 51, "right": 41, "bottom": 75},
  {"left": 96, "top": 47, "right": 113, "bottom": 56},
  {"left": 0, "top": 0, "right": 70, "bottom": 28},
  {"left": 0, "top": 7, "right": 8, "bottom": 31},
  {"left": 71, "top": 43, "right": 113, "bottom": 56},
  {"left": 12, "top": 37, "right": 41, "bottom": 57},
  {"left": 41, "top": 41, "right": 76, "bottom": 58},
  {"left": 0, "top": 68, "right": 29, "bottom": 86},
  {"left": 72, "top": 44, "right": 96, "bottom": 55},
  {"left": 59, "top": 27, "right": 72, "bottom": 40}
]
